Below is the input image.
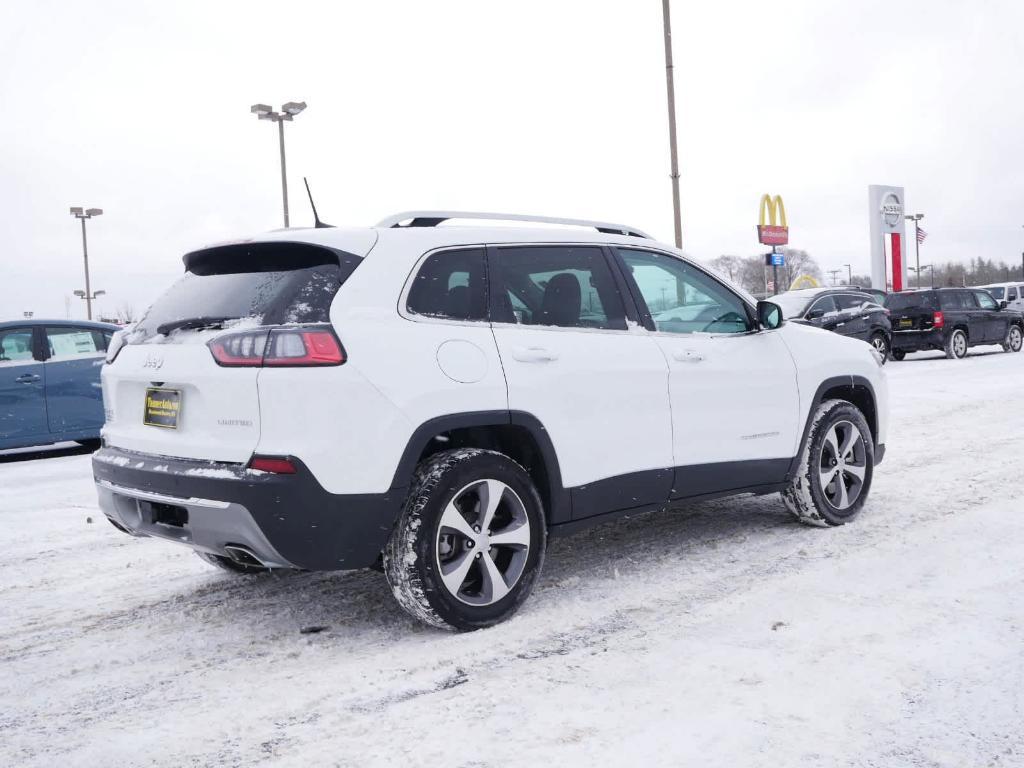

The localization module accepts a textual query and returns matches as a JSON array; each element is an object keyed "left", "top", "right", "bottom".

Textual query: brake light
[
  {"left": 933, "top": 311, "right": 944, "bottom": 328},
  {"left": 208, "top": 326, "right": 345, "bottom": 367},
  {"left": 248, "top": 456, "right": 297, "bottom": 474}
]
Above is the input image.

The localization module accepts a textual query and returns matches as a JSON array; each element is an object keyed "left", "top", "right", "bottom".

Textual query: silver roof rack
[{"left": 376, "top": 210, "right": 652, "bottom": 239}]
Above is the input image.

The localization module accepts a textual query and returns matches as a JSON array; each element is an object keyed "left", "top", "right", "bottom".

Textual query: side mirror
[
  {"left": 757, "top": 300, "right": 783, "bottom": 330},
  {"left": 807, "top": 308, "right": 825, "bottom": 320},
  {"left": 999, "top": 300, "right": 1008, "bottom": 310}
]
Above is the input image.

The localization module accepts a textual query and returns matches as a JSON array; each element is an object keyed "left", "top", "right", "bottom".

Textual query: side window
[
  {"left": 490, "top": 246, "right": 626, "bottom": 330},
  {"left": 959, "top": 291, "right": 979, "bottom": 310},
  {"left": 808, "top": 295, "right": 838, "bottom": 317},
  {"left": 939, "top": 292, "right": 958, "bottom": 311},
  {"left": 0, "top": 327, "right": 36, "bottom": 364},
  {"left": 617, "top": 248, "right": 752, "bottom": 334},
  {"left": 974, "top": 290, "right": 997, "bottom": 310},
  {"left": 44, "top": 326, "right": 102, "bottom": 359},
  {"left": 1007, "top": 287, "right": 1018, "bottom": 301},
  {"left": 834, "top": 294, "right": 867, "bottom": 312},
  {"left": 406, "top": 248, "right": 487, "bottom": 321}
]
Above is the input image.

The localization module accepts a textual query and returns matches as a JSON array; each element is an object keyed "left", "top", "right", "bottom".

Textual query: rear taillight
[
  {"left": 208, "top": 325, "right": 345, "bottom": 367},
  {"left": 933, "top": 311, "right": 944, "bottom": 328},
  {"left": 248, "top": 456, "right": 297, "bottom": 474}
]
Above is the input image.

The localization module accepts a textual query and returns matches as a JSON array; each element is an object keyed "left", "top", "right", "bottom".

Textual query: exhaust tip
[{"left": 223, "top": 545, "right": 267, "bottom": 568}]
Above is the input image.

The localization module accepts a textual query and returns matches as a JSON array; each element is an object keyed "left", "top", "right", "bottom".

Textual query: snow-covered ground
[{"left": 2, "top": 349, "right": 1023, "bottom": 767}]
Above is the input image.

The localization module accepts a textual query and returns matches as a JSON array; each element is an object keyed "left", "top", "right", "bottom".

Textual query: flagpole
[{"left": 905, "top": 213, "right": 924, "bottom": 289}]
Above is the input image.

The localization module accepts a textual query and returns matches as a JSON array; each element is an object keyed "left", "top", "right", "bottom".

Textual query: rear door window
[
  {"left": 0, "top": 327, "right": 36, "bottom": 363},
  {"left": 960, "top": 291, "right": 980, "bottom": 309},
  {"left": 133, "top": 243, "right": 361, "bottom": 340},
  {"left": 1007, "top": 287, "right": 1018, "bottom": 301},
  {"left": 490, "top": 246, "right": 627, "bottom": 330},
  {"left": 406, "top": 248, "right": 487, "bottom": 321}
]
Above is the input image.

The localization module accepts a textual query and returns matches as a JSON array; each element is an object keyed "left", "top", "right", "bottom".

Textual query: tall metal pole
[
  {"left": 914, "top": 219, "right": 921, "bottom": 289},
  {"left": 80, "top": 217, "right": 93, "bottom": 320},
  {"left": 278, "top": 119, "right": 290, "bottom": 228},
  {"left": 661, "top": 0, "right": 682, "bottom": 249}
]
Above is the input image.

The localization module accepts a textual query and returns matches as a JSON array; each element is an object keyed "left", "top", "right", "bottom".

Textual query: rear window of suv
[
  {"left": 133, "top": 243, "right": 361, "bottom": 339},
  {"left": 885, "top": 292, "right": 937, "bottom": 311}
]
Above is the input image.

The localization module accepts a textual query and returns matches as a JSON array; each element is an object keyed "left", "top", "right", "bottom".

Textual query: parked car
[
  {"left": 92, "top": 212, "right": 888, "bottom": 630},
  {"left": 884, "top": 288, "right": 1024, "bottom": 360},
  {"left": 769, "top": 288, "right": 892, "bottom": 360},
  {"left": 0, "top": 319, "right": 119, "bottom": 451},
  {"left": 980, "top": 282, "right": 1024, "bottom": 312}
]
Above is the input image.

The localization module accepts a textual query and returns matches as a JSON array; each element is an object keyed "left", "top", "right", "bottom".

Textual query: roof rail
[{"left": 375, "top": 211, "right": 652, "bottom": 239}]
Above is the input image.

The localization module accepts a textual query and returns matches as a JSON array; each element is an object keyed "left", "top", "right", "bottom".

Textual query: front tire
[
  {"left": 945, "top": 328, "right": 968, "bottom": 359},
  {"left": 1002, "top": 324, "right": 1023, "bottom": 353},
  {"left": 783, "top": 399, "right": 875, "bottom": 527},
  {"left": 384, "top": 449, "right": 547, "bottom": 631}
]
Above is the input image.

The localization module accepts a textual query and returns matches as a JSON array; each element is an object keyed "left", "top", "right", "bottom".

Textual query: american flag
[{"left": 916, "top": 228, "right": 928, "bottom": 244}]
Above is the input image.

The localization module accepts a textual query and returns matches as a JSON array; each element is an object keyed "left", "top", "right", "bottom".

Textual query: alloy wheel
[
  {"left": 1009, "top": 326, "right": 1022, "bottom": 352},
  {"left": 953, "top": 331, "right": 967, "bottom": 358},
  {"left": 818, "top": 420, "right": 868, "bottom": 511},
  {"left": 435, "top": 479, "right": 531, "bottom": 606}
]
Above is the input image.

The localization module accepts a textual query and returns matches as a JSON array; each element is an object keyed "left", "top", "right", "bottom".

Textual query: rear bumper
[
  {"left": 890, "top": 328, "right": 944, "bottom": 352},
  {"left": 92, "top": 446, "right": 405, "bottom": 570}
]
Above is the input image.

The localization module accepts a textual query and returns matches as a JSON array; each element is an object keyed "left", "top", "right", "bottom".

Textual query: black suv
[
  {"left": 885, "top": 288, "right": 1024, "bottom": 360},
  {"left": 771, "top": 288, "right": 892, "bottom": 359}
]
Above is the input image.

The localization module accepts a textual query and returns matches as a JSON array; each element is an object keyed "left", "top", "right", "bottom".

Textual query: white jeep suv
[{"left": 93, "top": 211, "right": 888, "bottom": 630}]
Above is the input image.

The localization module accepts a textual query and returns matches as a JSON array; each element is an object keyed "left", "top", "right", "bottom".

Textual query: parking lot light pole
[
  {"left": 843, "top": 263, "right": 852, "bottom": 285},
  {"left": 250, "top": 102, "right": 307, "bottom": 228},
  {"left": 661, "top": 0, "right": 682, "bottom": 249},
  {"left": 905, "top": 213, "right": 924, "bottom": 289},
  {"left": 69, "top": 207, "right": 103, "bottom": 320}
]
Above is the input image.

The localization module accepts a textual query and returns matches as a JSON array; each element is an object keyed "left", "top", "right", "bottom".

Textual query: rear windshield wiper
[{"left": 156, "top": 316, "right": 235, "bottom": 336}]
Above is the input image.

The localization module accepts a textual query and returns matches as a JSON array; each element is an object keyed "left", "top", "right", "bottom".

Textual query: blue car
[{"left": 0, "top": 319, "right": 119, "bottom": 451}]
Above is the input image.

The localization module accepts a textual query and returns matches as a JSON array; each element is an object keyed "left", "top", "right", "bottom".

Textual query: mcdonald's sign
[{"left": 757, "top": 193, "right": 789, "bottom": 246}]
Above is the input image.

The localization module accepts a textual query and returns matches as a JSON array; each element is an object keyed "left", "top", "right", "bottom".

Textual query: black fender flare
[
  {"left": 388, "top": 410, "right": 571, "bottom": 524},
  {"left": 787, "top": 375, "right": 880, "bottom": 480}
]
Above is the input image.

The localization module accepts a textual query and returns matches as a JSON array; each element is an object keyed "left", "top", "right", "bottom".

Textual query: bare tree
[{"left": 116, "top": 303, "right": 137, "bottom": 325}]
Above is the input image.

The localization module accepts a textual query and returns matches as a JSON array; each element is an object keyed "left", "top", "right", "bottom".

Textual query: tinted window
[
  {"left": 886, "top": 292, "right": 937, "bottom": 311},
  {"left": 0, "top": 328, "right": 35, "bottom": 363},
  {"left": 1007, "top": 287, "right": 1018, "bottom": 301},
  {"left": 491, "top": 246, "right": 626, "bottom": 330},
  {"left": 45, "top": 327, "right": 104, "bottom": 358},
  {"left": 808, "top": 295, "right": 838, "bottom": 316},
  {"left": 618, "top": 249, "right": 751, "bottom": 334},
  {"left": 134, "top": 245, "right": 360, "bottom": 340},
  {"left": 987, "top": 287, "right": 1005, "bottom": 300},
  {"left": 406, "top": 248, "right": 487, "bottom": 321},
  {"left": 974, "top": 290, "right": 997, "bottom": 310},
  {"left": 959, "top": 291, "right": 979, "bottom": 309}
]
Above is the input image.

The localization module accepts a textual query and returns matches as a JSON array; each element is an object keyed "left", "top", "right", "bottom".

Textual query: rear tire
[
  {"left": 1002, "top": 324, "right": 1023, "bottom": 353},
  {"left": 196, "top": 551, "right": 271, "bottom": 575},
  {"left": 869, "top": 333, "right": 889, "bottom": 363},
  {"left": 890, "top": 349, "right": 906, "bottom": 361},
  {"left": 945, "top": 329, "right": 968, "bottom": 359},
  {"left": 384, "top": 448, "right": 546, "bottom": 631},
  {"left": 782, "top": 399, "right": 875, "bottom": 527}
]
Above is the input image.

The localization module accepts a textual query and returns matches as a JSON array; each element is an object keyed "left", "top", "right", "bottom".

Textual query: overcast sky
[{"left": 3, "top": 0, "right": 1023, "bottom": 320}]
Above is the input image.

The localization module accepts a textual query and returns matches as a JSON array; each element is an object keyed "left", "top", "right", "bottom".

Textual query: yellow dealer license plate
[{"left": 144, "top": 388, "right": 182, "bottom": 429}]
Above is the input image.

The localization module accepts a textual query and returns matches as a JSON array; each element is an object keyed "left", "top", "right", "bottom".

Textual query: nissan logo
[{"left": 881, "top": 192, "right": 903, "bottom": 227}]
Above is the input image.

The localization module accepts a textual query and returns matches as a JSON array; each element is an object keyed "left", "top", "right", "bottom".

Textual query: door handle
[
  {"left": 15, "top": 373, "right": 41, "bottom": 383},
  {"left": 672, "top": 349, "right": 705, "bottom": 363},
  {"left": 511, "top": 346, "right": 560, "bottom": 363}
]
